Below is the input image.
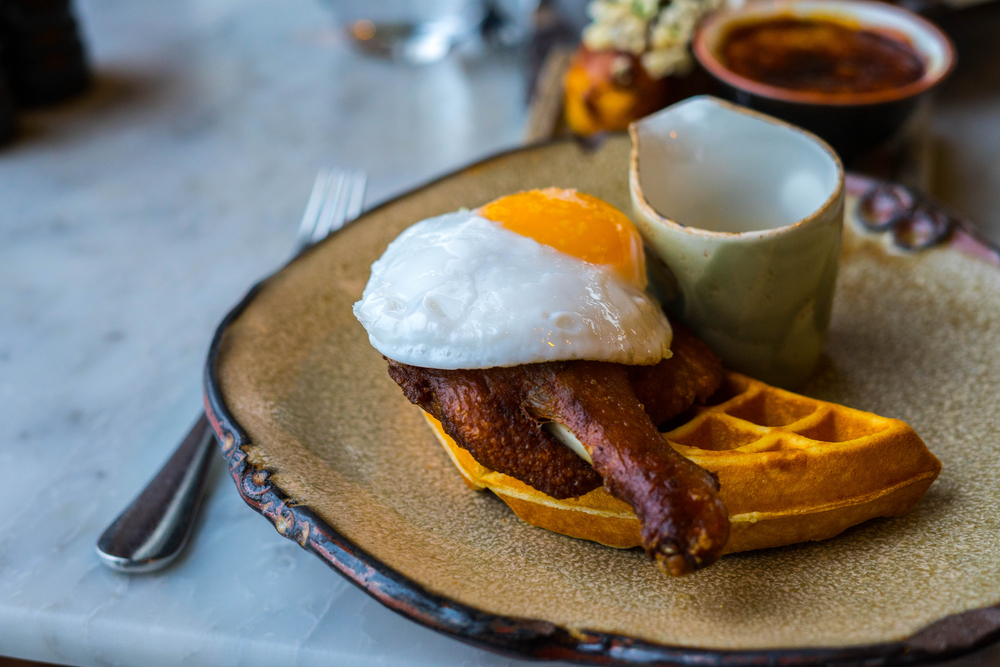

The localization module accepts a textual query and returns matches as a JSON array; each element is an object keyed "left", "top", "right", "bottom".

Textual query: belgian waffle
[{"left": 423, "top": 371, "right": 942, "bottom": 554}]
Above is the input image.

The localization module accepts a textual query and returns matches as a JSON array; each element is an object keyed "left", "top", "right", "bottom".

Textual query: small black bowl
[{"left": 693, "top": 0, "right": 956, "bottom": 163}]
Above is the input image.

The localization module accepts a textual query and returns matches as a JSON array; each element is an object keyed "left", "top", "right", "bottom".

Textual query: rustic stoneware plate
[{"left": 204, "top": 135, "right": 1000, "bottom": 665}]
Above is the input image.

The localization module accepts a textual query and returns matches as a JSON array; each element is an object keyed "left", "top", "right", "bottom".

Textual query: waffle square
[{"left": 667, "top": 373, "right": 942, "bottom": 552}]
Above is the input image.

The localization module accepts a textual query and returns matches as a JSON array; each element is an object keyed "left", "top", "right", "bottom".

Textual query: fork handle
[{"left": 96, "top": 414, "right": 216, "bottom": 572}]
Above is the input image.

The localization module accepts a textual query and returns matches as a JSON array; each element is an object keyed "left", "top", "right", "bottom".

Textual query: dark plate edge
[{"left": 203, "top": 138, "right": 1000, "bottom": 666}]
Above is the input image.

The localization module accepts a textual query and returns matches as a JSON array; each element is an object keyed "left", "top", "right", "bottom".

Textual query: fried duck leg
[
  {"left": 520, "top": 361, "right": 729, "bottom": 575},
  {"left": 387, "top": 351, "right": 730, "bottom": 575}
]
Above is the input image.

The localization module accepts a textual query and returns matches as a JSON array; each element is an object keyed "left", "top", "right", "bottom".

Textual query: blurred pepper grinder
[
  {"left": 0, "top": 0, "right": 92, "bottom": 143},
  {"left": 0, "top": 45, "right": 14, "bottom": 144}
]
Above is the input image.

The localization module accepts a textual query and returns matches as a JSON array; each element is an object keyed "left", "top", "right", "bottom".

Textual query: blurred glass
[
  {"left": 329, "top": 0, "right": 488, "bottom": 64},
  {"left": 489, "top": 0, "right": 541, "bottom": 45},
  {"left": 551, "top": 0, "right": 589, "bottom": 35}
]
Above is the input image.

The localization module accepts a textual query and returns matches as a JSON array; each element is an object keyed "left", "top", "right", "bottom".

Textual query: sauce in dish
[{"left": 721, "top": 17, "right": 925, "bottom": 95}]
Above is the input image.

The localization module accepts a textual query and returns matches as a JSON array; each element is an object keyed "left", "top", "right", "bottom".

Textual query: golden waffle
[{"left": 423, "top": 371, "right": 942, "bottom": 554}]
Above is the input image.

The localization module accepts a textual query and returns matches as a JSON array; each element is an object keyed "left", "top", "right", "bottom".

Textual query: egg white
[{"left": 353, "top": 210, "right": 672, "bottom": 369}]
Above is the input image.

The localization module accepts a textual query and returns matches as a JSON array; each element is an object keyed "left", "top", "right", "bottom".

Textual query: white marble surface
[{"left": 2, "top": 1, "right": 1000, "bottom": 666}]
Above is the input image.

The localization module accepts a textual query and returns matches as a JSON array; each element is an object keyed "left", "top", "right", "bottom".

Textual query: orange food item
[
  {"left": 423, "top": 371, "right": 941, "bottom": 554},
  {"left": 563, "top": 47, "right": 672, "bottom": 136}
]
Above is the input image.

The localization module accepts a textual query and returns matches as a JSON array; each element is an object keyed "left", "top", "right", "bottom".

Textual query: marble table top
[{"left": 2, "top": 0, "right": 999, "bottom": 666}]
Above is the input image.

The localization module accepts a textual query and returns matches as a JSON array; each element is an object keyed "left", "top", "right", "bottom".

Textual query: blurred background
[
  {"left": 0, "top": 0, "right": 998, "bottom": 233},
  {"left": 1, "top": 0, "right": 999, "bottom": 243}
]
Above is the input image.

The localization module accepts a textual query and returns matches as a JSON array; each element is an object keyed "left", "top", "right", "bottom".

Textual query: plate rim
[{"left": 203, "top": 137, "right": 1000, "bottom": 666}]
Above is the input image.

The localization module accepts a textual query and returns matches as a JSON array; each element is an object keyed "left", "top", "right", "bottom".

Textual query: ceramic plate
[{"left": 204, "top": 136, "right": 1000, "bottom": 665}]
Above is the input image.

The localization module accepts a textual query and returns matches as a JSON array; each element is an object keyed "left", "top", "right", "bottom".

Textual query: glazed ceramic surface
[
  {"left": 630, "top": 96, "right": 844, "bottom": 387},
  {"left": 207, "top": 135, "right": 1000, "bottom": 662}
]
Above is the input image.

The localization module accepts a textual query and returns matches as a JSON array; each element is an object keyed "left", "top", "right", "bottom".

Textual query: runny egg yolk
[{"left": 478, "top": 188, "right": 646, "bottom": 288}]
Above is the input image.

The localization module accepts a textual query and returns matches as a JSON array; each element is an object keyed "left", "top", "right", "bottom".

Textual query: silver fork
[{"left": 96, "top": 169, "right": 367, "bottom": 573}]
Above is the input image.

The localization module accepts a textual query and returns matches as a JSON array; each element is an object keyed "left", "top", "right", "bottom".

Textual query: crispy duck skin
[
  {"left": 387, "top": 360, "right": 605, "bottom": 499},
  {"left": 385, "top": 327, "right": 730, "bottom": 575},
  {"left": 627, "top": 325, "right": 725, "bottom": 426}
]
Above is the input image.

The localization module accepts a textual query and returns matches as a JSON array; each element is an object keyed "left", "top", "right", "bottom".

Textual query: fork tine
[
  {"left": 344, "top": 170, "right": 367, "bottom": 223},
  {"left": 298, "top": 169, "right": 368, "bottom": 251},
  {"left": 330, "top": 171, "right": 352, "bottom": 231},
  {"left": 296, "top": 170, "right": 331, "bottom": 248},
  {"left": 311, "top": 171, "right": 347, "bottom": 244}
]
